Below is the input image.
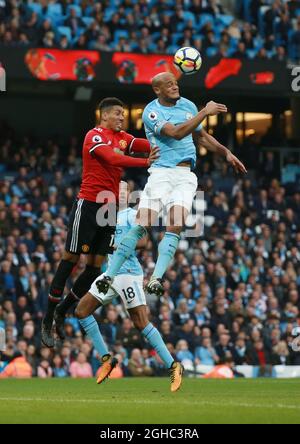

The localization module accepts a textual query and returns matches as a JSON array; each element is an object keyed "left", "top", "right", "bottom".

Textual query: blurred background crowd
[
  {"left": 0, "top": 0, "right": 300, "bottom": 62},
  {"left": 0, "top": 118, "right": 299, "bottom": 379}
]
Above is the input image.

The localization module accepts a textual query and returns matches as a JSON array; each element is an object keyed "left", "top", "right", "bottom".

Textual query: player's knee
[
  {"left": 75, "top": 302, "right": 88, "bottom": 319},
  {"left": 132, "top": 314, "right": 148, "bottom": 331},
  {"left": 133, "top": 319, "right": 145, "bottom": 331},
  {"left": 86, "top": 255, "right": 105, "bottom": 268}
]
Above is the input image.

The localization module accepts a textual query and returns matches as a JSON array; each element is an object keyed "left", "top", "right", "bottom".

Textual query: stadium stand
[{"left": 0, "top": 0, "right": 299, "bottom": 61}]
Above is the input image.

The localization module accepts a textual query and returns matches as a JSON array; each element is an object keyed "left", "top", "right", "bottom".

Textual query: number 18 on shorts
[{"left": 89, "top": 274, "right": 146, "bottom": 310}]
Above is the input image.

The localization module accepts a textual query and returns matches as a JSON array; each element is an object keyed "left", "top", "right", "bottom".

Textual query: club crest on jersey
[
  {"left": 119, "top": 140, "right": 127, "bottom": 148},
  {"left": 148, "top": 111, "right": 158, "bottom": 121},
  {"left": 92, "top": 135, "right": 102, "bottom": 143},
  {"left": 82, "top": 244, "right": 90, "bottom": 253},
  {"left": 186, "top": 112, "right": 193, "bottom": 120}
]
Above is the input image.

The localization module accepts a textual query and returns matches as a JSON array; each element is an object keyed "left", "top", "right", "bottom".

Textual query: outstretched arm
[
  {"left": 197, "top": 128, "right": 247, "bottom": 174},
  {"left": 91, "top": 144, "right": 159, "bottom": 168}
]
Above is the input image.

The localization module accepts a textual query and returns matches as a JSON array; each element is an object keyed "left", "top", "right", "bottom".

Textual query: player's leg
[
  {"left": 95, "top": 169, "right": 166, "bottom": 294},
  {"left": 147, "top": 169, "right": 198, "bottom": 296},
  {"left": 119, "top": 275, "right": 184, "bottom": 392},
  {"left": 129, "top": 306, "right": 183, "bottom": 392},
  {"left": 96, "top": 207, "right": 157, "bottom": 294},
  {"left": 41, "top": 250, "right": 79, "bottom": 347},
  {"left": 54, "top": 202, "right": 114, "bottom": 339},
  {"left": 54, "top": 254, "right": 105, "bottom": 340},
  {"left": 42, "top": 198, "right": 91, "bottom": 347},
  {"left": 128, "top": 305, "right": 175, "bottom": 366},
  {"left": 76, "top": 274, "right": 120, "bottom": 383},
  {"left": 146, "top": 204, "right": 187, "bottom": 296}
]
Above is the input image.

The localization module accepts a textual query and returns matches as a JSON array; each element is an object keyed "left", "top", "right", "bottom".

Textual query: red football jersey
[{"left": 78, "top": 126, "right": 139, "bottom": 203}]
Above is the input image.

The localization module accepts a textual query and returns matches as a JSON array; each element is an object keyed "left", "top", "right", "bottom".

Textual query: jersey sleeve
[
  {"left": 84, "top": 131, "right": 108, "bottom": 155},
  {"left": 142, "top": 107, "right": 168, "bottom": 136},
  {"left": 122, "top": 132, "right": 135, "bottom": 150},
  {"left": 189, "top": 101, "right": 202, "bottom": 132},
  {"left": 123, "top": 133, "right": 150, "bottom": 154}
]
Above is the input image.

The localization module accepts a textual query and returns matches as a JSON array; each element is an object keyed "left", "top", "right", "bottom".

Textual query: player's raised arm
[
  {"left": 197, "top": 128, "right": 247, "bottom": 174},
  {"left": 149, "top": 72, "right": 227, "bottom": 141}
]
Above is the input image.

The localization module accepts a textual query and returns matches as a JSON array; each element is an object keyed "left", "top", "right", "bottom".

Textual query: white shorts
[
  {"left": 89, "top": 274, "right": 146, "bottom": 310},
  {"left": 139, "top": 167, "right": 198, "bottom": 214}
]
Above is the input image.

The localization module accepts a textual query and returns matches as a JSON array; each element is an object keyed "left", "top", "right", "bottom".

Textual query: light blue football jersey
[
  {"left": 142, "top": 97, "right": 202, "bottom": 169},
  {"left": 107, "top": 208, "right": 143, "bottom": 276}
]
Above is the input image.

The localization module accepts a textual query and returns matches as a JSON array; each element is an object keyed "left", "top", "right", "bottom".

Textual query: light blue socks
[
  {"left": 106, "top": 225, "right": 147, "bottom": 278},
  {"left": 153, "top": 232, "right": 180, "bottom": 279},
  {"left": 142, "top": 323, "right": 174, "bottom": 368},
  {"left": 79, "top": 315, "right": 109, "bottom": 358}
]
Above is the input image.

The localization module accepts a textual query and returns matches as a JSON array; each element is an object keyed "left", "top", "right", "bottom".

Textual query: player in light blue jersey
[
  {"left": 142, "top": 95, "right": 202, "bottom": 169},
  {"left": 75, "top": 186, "right": 183, "bottom": 392},
  {"left": 97, "top": 72, "right": 246, "bottom": 296}
]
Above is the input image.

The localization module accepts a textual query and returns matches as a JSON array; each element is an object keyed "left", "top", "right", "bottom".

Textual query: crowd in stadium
[
  {"left": 0, "top": 121, "right": 300, "bottom": 378},
  {"left": 0, "top": 0, "right": 300, "bottom": 61}
]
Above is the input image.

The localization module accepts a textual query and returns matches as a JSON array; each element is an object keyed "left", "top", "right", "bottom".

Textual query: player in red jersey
[{"left": 41, "top": 97, "right": 158, "bottom": 347}]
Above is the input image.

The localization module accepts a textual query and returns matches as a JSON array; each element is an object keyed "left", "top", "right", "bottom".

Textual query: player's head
[
  {"left": 98, "top": 97, "right": 125, "bottom": 132},
  {"left": 151, "top": 72, "right": 180, "bottom": 104}
]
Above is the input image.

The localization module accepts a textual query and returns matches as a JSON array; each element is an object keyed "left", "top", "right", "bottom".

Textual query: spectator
[
  {"left": 246, "top": 339, "right": 272, "bottom": 367},
  {"left": 215, "top": 333, "right": 236, "bottom": 361},
  {"left": 128, "top": 348, "right": 153, "bottom": 377},
  {"left": 233, "top": 41, "right": 247, "bottom": 58},
  {"left": 273, "top": 45, "right": 286, "bottom": 61},
  {"left": 175, "top": 339, "right": 194, "bottom": 364},
  {"left": 69, "top": 352, "right": 93, "bottom": 378},
  {"left": 0, "top": 352, "right": 32, "bottom": 378},
  {"left": 37, "top": 359, "right": 53, "bottom": 378},
  {"left": 52, "top": 353, "right": 69, "bottom": 377},
  {"left": 115, "top": 37, "right": 131, "bottom": 52},
  {"left": 195, "top": 337, "right": 218, "bottom": 366},
  {"left": 93, "top": 34, "right": 111, "bottom": 52},
  {"left": 73, "top": 34, "right": 88, "bottom": 50},
  {"left": 64, "top": 7, "right": 86, "bottom": 37}
]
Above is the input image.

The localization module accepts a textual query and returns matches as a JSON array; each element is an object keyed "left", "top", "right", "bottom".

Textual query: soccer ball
[{"left": 173, "top": 47, "right": 202, "bottom": 75}]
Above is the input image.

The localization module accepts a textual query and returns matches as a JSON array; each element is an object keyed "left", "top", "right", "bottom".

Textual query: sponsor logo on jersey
[
  {"left": 92, "top": 135, "right": 102, "bottom": 143},
  {"left": 149, "top": 111, "right": 158, "bottom": 120},
  {"left": 119, "top": 140, "right": 127, "bottom": 148},
  {"left": 114, "top": 148, "right": 124, "bottom": 155},
  {"left": 82, "top": 244, "right": 90, "bottom": 253},
  {"left": 186, "top": 112, "right": 193, "bottom": 120}
]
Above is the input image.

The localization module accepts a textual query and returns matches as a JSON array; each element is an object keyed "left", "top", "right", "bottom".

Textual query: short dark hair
[{"left": 98, "top": 97, "right": 124, "bottom": 111}]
